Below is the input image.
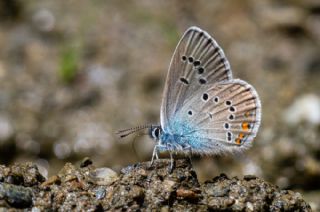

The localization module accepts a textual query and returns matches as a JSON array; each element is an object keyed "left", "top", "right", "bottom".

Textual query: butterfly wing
[
  {"left": 160, "top": 26, "right": 233, "bottom": 133},
  {"left": 171, "top": 79, "right": 261, "bottom": 155}
]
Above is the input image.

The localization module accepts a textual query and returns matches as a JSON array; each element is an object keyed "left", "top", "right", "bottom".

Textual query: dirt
[{"left": 0, "top": 159, "right": 311, "bottom": 211}]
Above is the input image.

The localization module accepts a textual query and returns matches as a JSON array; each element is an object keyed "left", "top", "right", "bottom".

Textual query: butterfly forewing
[
  {"left": 172, "top": 79, "right": 261, "bottom": 155},
  {"left": 161, "top": 27, "right": 233, "bottom": 133}
]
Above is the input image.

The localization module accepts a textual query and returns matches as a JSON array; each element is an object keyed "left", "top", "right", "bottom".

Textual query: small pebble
[
  {"left": 31, "top": 207, "right": 41, "bottom": 212},
  {"left": 244, "top": 175, "right": 257, "bottom": 181},
  {"left": 129, "top": 185, "right": 144, "bottom": 200},
  {"left": 41, "top": 175, "right": 60, "bottom": 187},
  {"left": 0, "top": 182, "right": 33, "bottom": 208},
  {"left": 162, "top": 179, "right": 176, "bottom": 192},
  {"left": 80, "top": 157, "right": 93, "bottom": 168},
  {"left": 89, "top": 168, "right": 118, "bottom": 186},
  {"left": 176, "top": 188, "right": 198, "bottom": 200},
  {"left": 94, "top": 187, "right": 106, "bottom": 200}
]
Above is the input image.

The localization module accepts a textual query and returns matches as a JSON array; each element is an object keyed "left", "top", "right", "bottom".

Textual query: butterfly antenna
[{"left": 116, "top": 124, "right": 152, "bottom": 138}]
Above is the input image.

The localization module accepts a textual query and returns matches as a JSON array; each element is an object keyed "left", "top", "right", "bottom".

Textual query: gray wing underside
[
  {"left": 173, "top": 79, "right": 261, "bottom": 155},
  {"left": 160, "top": 27, "right": 233, "bottom": 133}
]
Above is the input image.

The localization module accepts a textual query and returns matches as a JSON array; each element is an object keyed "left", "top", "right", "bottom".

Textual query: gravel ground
[{"left": 0, "top": 159, "right": 312, "bottom": 211}]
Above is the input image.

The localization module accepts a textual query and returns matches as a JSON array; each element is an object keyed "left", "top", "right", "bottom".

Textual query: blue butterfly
[{"left": 118, "top": 26, "right": 261, "bottom": 171}]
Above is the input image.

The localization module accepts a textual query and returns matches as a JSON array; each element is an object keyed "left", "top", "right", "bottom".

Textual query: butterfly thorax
[{"left": 149, "top": 125, "right": 192, "bottom": 153}]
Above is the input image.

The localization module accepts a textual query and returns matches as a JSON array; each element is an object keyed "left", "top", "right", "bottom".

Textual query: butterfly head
[
  {"left": 148, "top": 125, "right": 162, "bottom": 141},
  {"left": 117, "top": 124, "right": 162, "bottom": 142}
]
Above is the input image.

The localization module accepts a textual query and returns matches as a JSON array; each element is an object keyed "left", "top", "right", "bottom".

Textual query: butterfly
[{"left": 117, "top": 26, "right": 261, "bottom": 171}]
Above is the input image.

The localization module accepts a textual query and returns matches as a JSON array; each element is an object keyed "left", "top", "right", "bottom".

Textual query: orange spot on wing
[
  {"left": 238, "top": 133, "right": 244, "bottom": 139},
  {"left": 244, "top": 111, "right": 251, "bottom": 117},
  {"left": 235, "top": 138, "right": 241, "bottom": 145},
  {"left": 241, "top": 122, "right": 250, "bottom": 131}
]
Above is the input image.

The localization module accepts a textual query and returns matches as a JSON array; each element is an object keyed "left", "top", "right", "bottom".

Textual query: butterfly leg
[
  {"left": 168, "top": 150, "right": 176, "bottom": 174},
  {"left": 150, "top": 145, "right": 159, "bottom": 166},
  {"left": 165, "top": 143, "right": 176, "bottom": 173},
  {"left": 150, "top": 143, "right": 167, "bottom": 166},
  {"left": 182, "top": 144, "right": 193, "bottom": 167}
]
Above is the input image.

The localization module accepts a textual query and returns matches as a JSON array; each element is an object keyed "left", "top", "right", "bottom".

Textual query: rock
[
  {"left": 0, "top": 160, "right": 312, "bottom": 210},
  {"left": 203, "top": 174, "right": 311, "bottom": 211},
  {"left": 0, "top": 162, "right": 45, "bottom": 187},
  {"left": 0, "top": 183, "right": 32, "bottom": 208},
  {"left": 176, "top": 188, "right": 199, "bottom": 200},
  {"left": 40, "top": 175, "right": 60, "bottom": 187},
  {"left": 244, "top": 174, "right": 258, "bottom": 181},
  {"left": 79, "top": 157, "right": 93, "bottom": 168},
  {"left": 94, "top": 187, "right": 106, "bottom": 200},
  {"left": 89, "top": 167, "right": 118, "bottom": 186}
]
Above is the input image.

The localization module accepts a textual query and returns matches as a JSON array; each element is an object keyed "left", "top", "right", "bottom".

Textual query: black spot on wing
[{"left": 180, "top": 77, "right": 189, "bottom": 85}]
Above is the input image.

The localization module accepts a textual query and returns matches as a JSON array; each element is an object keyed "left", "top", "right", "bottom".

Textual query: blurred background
[{"left": 0, "top": 0, "right": 319, "bottom": 209}]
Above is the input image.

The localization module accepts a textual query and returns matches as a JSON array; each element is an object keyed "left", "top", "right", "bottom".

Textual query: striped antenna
[{"left": 116, "top": 124, "right": 152, "bottom": 138}]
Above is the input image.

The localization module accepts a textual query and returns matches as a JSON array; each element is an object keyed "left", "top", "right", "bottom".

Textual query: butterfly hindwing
[
  {"left": 171, "top": 79, "right": 261, "bottom": 155},
  {"left": 160, "top": 27, "right": 233, "bottom": 133}
]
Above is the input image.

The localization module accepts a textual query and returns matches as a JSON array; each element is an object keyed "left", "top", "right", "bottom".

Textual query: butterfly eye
[
  {"left": 181, "top": 55, "right": 187, "bottom": 61},
  {"left": 151, "top": 127, "right": 161, "bottom": 140},
  {"left": 155, "top": 128, "right": 160, "bottom": 137},
  {"left": 202, "top": 93, "right": 209, "bottom": 101}
]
